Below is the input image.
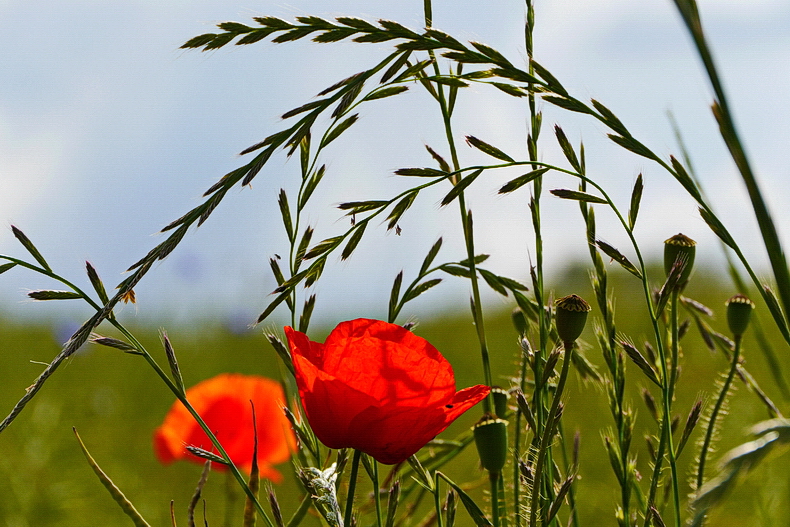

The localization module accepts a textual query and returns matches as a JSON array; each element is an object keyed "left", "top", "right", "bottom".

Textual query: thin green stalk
[
  {"left": 434, "top": 473, "right": 445, "bottom": 527},
  {"left": 490, "top": 472, "right": 501, "bottom": 527},
  {"left": 422, "top": 0, "right": 493, "bottom": 409},
  {"left": 696, "top": 335, "right": 742, "bottom": 490},
  {"left": 344, "top": 450, "right": 362, "bottom": 527},
  {"left": 529, "top": 341, "right": 574, "bottom": 527},
  {"left": 373, "top": 460, "right": 384, "bottom": 527}
]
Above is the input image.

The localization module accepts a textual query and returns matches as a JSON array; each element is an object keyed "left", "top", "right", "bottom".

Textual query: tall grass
[{"left": 2, "top": 0, "right": 789, "bottom": 526}]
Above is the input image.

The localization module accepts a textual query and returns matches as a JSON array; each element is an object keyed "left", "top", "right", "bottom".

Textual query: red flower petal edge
[{"left": 286, "top": 319, "right": 490, "bottom": 464}]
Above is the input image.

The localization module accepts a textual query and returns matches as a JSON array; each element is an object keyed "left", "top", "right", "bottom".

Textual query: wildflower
[
  {"left": 285, "top": 318, "right": 490, "bottom": 464},
  {"left": 153, "top": 373, "right": 295, "bottom": 482}
]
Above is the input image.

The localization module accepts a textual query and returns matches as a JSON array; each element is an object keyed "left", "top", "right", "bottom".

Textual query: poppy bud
[
  {"left": 491, "top": 386, "right": 510, "bottom": 419},
  {"left": 726, "top": 294, "right": 754, "bottom": 337},
  {"left": 473, "top": 416, "right": 508, "bottom": 473},
  {"left": 663, "top": 233, "right": 696, "bottom": 286},
  {"left": 555, "top": 294, "right": 591, "bottom": 343}
]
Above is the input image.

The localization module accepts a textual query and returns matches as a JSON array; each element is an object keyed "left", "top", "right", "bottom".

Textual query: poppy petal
[
  {"left": 153, "top": 373, "right": 295, "bottom": 477},
  {"left": 285, "top": 319, "right": 490, "bottom": 464},
  {"left": 321, "top": 319, "right": 456, "bottom": 406}
]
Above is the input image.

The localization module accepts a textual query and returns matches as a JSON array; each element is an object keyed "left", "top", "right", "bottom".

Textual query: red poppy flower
[
  {"left": 285, "top": 318, "right": 490, "bottom": 464},
  {"left": 153, "top": 373, "right": 296, "bottom": 482}
]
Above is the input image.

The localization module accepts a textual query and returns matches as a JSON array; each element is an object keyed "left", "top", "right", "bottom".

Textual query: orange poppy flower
[
  {"left": 285, "top": 318, "right": 490, "bottom": 464},
  {"left": 153, "top": 373, "right": 296, "bottom": 482}
]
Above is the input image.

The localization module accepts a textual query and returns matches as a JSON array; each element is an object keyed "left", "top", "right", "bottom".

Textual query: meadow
[{"left": 1, "top": 266, "right": 788, "bottom": 526}]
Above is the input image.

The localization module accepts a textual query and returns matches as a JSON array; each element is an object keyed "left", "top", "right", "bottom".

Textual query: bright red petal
[
  {"left": 152, "top": 373, "right": 294, "bottom": 477},
  {"left": 321, "top": 319, "right": 456, "bottom": 406},
  {"left": 347, "top": 384, "right": 490, "bottom": 464}
]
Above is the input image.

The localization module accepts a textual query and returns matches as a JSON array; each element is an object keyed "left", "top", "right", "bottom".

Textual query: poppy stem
[
  {"left": 529, "top": 339, "right": 574, "bottom": 527},
  {"left": 697, "top": 334, "right": 742, "bottom": 490},
  {"left": 372, "top": 460, "right": 384, "bottom": 527},
  {"left": 343, "top": 449, "right": 362, "bottom": 527},
  {"left": 489, "top": 472, "right": 501, "bottom": 527}
]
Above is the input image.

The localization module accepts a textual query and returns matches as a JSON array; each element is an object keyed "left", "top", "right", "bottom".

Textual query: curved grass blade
[{"left": 73, "top": 428, "right": 151, "bottom": 527}]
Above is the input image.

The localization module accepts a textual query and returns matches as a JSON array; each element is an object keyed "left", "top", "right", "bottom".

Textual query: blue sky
[{"left": 1, "top": 0, "right": 789, "bottom": 331}]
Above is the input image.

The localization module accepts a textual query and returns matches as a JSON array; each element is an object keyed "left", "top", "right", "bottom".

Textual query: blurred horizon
[{"left": 2, "top": 0, "right": 789, "bottom": 328}]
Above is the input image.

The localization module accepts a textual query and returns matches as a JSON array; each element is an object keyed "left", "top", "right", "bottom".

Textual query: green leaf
[
  {"left": 628, "top": 174, "right": 644, "bottom": 230},
  {"left": 554, "top": 125, "right": 581, "bottom": 173},
  {"left": 337, "top": 200, "right": 389, "bottom": 214},
  {"left": 387, "top": 191, "right": 418, "bottom": 231},
  {"left": 73, "top": 428, "right": 152, "bottom": 527},
  {"left": 303, "top": 236, "right": 344, "bottom": 260},
  {"left": 459, "top": 254, "right": 490, "bottom": 266},
  {"left": 181, "top": 33, "right": 218, "bottom": 49},
  {"left": 402, "top": 278, "right": 443, "bottom": 303},
  {"left": 0, "top": 262, "right": 16, "bottom": 275},
  {"left": 281, "top": 99, "right": 327, "bottom": 120},
  {"left": 395, "top": 167, "right": 448, "bottom": 177},
  {"left": 257, "top": 291, "right": 292, "bottom": 325},
  {"left": 591, "top": 99, "right": 628, "bottom": 136},
  {"left": 11, "top": 225, "right": 50, "bottom": 272},
  {"left": 530, "top": 60, "right": 567, "bottom": 96},
  {"left": 28, "top": 290, "right": 82, "bottom": 301},
  {"left": 429, "top": 76, "right": 469, "bottom": 88},
  {"left": 304, "top": 257, "right": 326, "bottom": 288},
  {"left": 419, "top": 238, "right": 443, "bottom": 276},
  {"left": 441, "top": 169, "right": 483, "bottom": 207},
  {"left": 542, "top": 95, "right": 592, "bottom": 115},
  {"left": 670, "top": 155, "right": 701, "bottom": 200},
  {"left": 442, "top": 50, "right": 490, "bottom": 64},
  {"left": 392, "top": 59, "right": 434, "bottom": 83},
  {"left": 550, "top": 188, "right": 608, "bottom": 204},
  {"left": 313, "top": 28, "right": 358, "bottom": 43},
  {"left": 424, "top": 29, "right": 465, "bottom": 51},
  {"left": 490, "top": 82, "right": 527, "bottom": 97},
  {"left": 608, "top": 134, "right": 657, "bottom": 161},
  {"left": 299, "top": 165, "right": 326, "bottom": 210},
  {"left": 336, "top": 17, "right": 378, "bottom": 31},
  {"left": 295, "top": 226, "right": 314, "bottom": 265},
  {"left": 596, "top": 240, "right": 642, "bottom": 279},
  {"left": 479, "top": 268, "right": 508, "bottom": 296},
  {"left": 90, "top": 335, "right": 140, "bottom": 354},
  {"left": 85, "top": 261, "right": 110, "bottom": 306},
  {"left": 425, "top": 145, "right": 451, "bottom": 173},
  {"left": 470, "top": 41, "right": 511, "bottom": 67},
  {"left": 299, "top": 294, "right": 316, "bottom": 333},
  {"left": 341, "top": 222, "right": 367, "bottom": 261},
  {"left": 322, "top": 114, "right": 359, "bottom": 148},
  {"left": 278, "top": 189, "right": 294, "bottom": 243},
  {"left": 440, "top": 264, "right": 473, "bottom": 278},
  {"left": 389, "top": 271, "right": 403, "bottom": 322},
  {"left": 437, "top": 473, "right": 493, "bottom": 527},
  {"left": 465, "top": 136, "right": 514, "bottom": 163},
  {"left": 380, "top": 50, "right": 412, "bottom": 83},
  {"left": 498, "top": 168, "right": 549, "bottom": 194},
  {"left": 364, "top": 86, "right": 409, "bottom": 101}
]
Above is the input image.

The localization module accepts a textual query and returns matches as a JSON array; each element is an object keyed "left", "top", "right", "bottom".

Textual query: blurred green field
[{"left": 1, "top": 266, "right": 789, "bottom": 526}]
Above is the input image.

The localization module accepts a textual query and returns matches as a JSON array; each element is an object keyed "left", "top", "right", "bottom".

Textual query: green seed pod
[
  {"left": 664, "top": 233, "right": 696, "bottom": 286},
  {"left": 473, "top": 416, "right": 508, "bottom": 473},
  {"left": 726, "top": 294, "right": 755, "bottom": 337},
  {"left": 491, "top": 386, "right": 510, "bottom": 419},
  {"left": 555, "top": 294, "right": 591, "bottom": 343}
]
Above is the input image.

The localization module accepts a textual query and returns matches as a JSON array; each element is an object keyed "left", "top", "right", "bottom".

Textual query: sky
[{"left": 1, "top": 0, "right": 789, "bottom": 332}]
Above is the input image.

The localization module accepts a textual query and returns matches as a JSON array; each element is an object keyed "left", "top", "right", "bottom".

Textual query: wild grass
[{"left": 2, "top": 0, "right": 790, "bottom": 526}]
